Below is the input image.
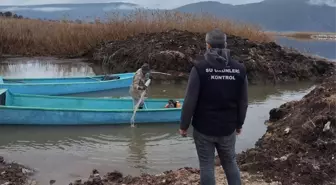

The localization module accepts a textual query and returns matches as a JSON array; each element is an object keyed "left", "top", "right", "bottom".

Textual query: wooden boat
[
  {"left": 0, "top": 72, "right": 135, "bottom": 95},
  {"left": 0, "top": 89, "right": 183, "bottom": 125}
]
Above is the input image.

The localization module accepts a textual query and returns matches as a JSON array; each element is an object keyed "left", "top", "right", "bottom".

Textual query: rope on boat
[
  {"left": 130, "top": 79, "right": 151, "bottom": 127},
  {"left": 150, "top": 71, "right": 172, "bottom": 76}
]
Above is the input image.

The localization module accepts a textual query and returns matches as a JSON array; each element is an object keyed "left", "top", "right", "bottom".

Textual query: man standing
[
  {"left": 179, "top": 29, "right": 248, "bottom": 185},
  {"left": 129, "top": 63, "right": 151, "bottom": 109}
]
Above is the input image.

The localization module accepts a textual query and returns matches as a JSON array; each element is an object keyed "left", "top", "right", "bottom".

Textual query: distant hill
[
  {"left": 0, "top": 0, "right": 335, "bottom": 32},
  {"left": 0, "top": 2, "right": 140, "bottom": 21},
  {"left": 175, "top": 0, "right": 336, "bottom": 32}
]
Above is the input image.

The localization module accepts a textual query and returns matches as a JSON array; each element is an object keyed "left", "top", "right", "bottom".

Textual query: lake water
[
  {"left": 0, "top": 37, "right": 333, "bottom": 184},
  {"left": 275, "top": 36, "right": 336, "bottom": 60}
]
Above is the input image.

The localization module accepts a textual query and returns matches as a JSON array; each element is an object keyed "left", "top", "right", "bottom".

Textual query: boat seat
[
  {"left": 0, "top": 77, "right": 3, "bottom": 84},
  {"left": 0, "top": 89, "right": 6, "bottom": 106},
  {"left": 102, "top": 75, "right": 120, "bottom": 81}
]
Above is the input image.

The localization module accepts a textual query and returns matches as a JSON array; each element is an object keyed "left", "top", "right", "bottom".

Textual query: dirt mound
[
  {"left": 69, "top": 167, "right": 280, "bottom": 185},
  {"left": 237, "top": 75, "right": 336, "bottom": 185},
  {"left": 0, "top": 156, "right": 35, "bottom": 185},
  {"left": 87, "top": 29, "right": 335, "bottom": 84}
]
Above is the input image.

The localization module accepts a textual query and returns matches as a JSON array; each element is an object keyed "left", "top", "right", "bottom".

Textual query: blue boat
[
  {"left": 0, "top": 72, "right": 135, "bottom": 95},
  {"left": 0, "top": 89, "right": 183, "bottom": 125}
]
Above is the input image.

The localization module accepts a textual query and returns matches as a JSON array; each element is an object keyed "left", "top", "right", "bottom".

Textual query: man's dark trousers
[{"left": 193, "top": 128, "right": 241, "bottom": 185}]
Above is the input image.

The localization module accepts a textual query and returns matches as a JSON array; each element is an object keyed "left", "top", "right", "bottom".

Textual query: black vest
[{"left": 192, "top": 56, "right": 247, "bottom": 136}]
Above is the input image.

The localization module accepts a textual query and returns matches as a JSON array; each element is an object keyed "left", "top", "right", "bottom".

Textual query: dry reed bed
[{"left": 0, "top": 10, "right": 272, "bottom": 57}]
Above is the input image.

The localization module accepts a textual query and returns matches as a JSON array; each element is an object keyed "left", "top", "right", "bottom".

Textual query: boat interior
[
  {"left": 0, "top": 73, "right": 134, "bottom": 84},
  {"left": 0, "top": 89, "right": 5, "bottom": 106},
  {"left": 0, "top": 89, "right": 183, "bottom": 110}
]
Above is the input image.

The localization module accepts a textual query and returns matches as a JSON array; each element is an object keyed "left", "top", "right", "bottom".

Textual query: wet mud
[
  {"left": 86, "top": 29, "right": 335, "bottom": 84},
  {"left": 68, "top": 167, "right": 279, "bottom": 185},
  {"left": 0, "top": 156, "right": 34, "bottom": 185},
  {"left": 237, "top": 75, "right": 336, "bottom": 185}
]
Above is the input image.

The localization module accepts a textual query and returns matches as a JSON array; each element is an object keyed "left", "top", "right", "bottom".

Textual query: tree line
[{"left": 0, "top": 11, "right": 24, "bottom": 19}]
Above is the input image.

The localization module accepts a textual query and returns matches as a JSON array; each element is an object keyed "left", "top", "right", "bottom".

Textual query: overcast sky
[
  {"left": 0, "top": 0, "right": 265, "bottom": 9},
  {"left": 0, "top": 0, "right": 334, "bottom": 8}
]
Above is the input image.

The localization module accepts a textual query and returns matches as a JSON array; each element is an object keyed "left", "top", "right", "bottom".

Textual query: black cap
[{"left": 141, "top": 63, "right": 150, "bottom": 71}]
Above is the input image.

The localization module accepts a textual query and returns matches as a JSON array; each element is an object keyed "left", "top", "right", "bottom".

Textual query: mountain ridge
[
  {"left": 0, "top": 0, "right": 335, "bottom": 32},
  {"left": 174, "top": 0, "right": 336, "bottom": 32}
]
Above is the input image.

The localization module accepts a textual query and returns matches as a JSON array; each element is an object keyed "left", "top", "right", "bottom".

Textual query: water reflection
[
  {"left": 71, "top": 81, "right": 315, "bottom": 104},
  {"left": 275, "top": 36, "right": 336, "bottom": 60},
  {"left": 0, "top": 58, "right": 96, "bottom": 78},
  {"left": 0, "top": 124, "right": 187, "bottom": 184}
]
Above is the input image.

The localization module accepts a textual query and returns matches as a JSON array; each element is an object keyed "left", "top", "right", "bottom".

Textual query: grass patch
[{"left": 0, "top": 10, "right": 272, "bottom": 57}]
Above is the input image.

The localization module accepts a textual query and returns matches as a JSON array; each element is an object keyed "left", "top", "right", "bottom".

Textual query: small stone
[
  {"left": 280, "top": 156, "right": 288, "bottom": 161},
  {"left": 21, "top": 168, "right": 33, "bottom": 174},
  {"left": 92, "top": 169, "right": 99, "bottom": 174},
  {"left": 284, "top": 127, "right": 291, "bottom": 134},
  {"left": 49, "top": 180, "right": 56, "bottom": 185},
  {"left": 323, "top": 121, "right": 331, "bottom": 132}
]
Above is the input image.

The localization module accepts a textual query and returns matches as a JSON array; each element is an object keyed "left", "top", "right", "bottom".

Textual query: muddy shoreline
[
  {"left": 1, "top": 75, "right": 335, "bottom": 185},
  {"left": 0, "top": 156, "right": 35, "bottom": 185},
  {"left": 237, "top": 75, "right": 336, "bottom": 185},
  {"left": 65, "top": 167, "right": 281, "bottom": 185},
  {"left": 0, "top": 76, "right": 336, "bottom": 185},
  {"left": 0, "top": 159, "right": 279, "bottom": 185},
  {"left": 84, "top": 29, "right": 335, "bottom": 84}
]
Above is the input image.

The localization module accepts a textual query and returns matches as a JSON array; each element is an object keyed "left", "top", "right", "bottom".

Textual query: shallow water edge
[{"left": 0, "top": 55, "right": 327, "bottom": 185}]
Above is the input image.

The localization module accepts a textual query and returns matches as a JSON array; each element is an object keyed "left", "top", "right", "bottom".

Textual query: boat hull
[
  {"left": 0, "top": 108, "right": 181, "bottom": 125},
  {"left": 0, "top": 89, "right": 183, "bottom": 125},
  {"left": 0, "top": 73, "right": 134, "bottom": 95}
]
